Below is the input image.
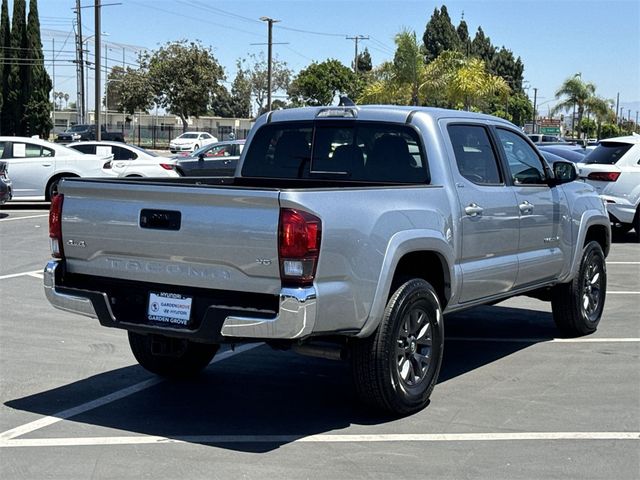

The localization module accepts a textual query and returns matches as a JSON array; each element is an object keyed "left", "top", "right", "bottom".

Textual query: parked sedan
[
  {"left": 537, "top": 144, "right": 587, "bottom": 163},
  {"left": 0, "top": 136, "right": 115, "bottom": 201},
  {"left": 68, "top": 141, "right": 179, "bottom": 178},
  {"left": 577, "top": 134, "right": 640, "bottom": 238},
  {"left": 0, "top": 161, "right": 12, "bottom": 204},
  {"left": 169, "top": 131, "right": 218, "bottom": 153},
  {"left": 174, "top": 140, "right": 244, "bottom": 177}
]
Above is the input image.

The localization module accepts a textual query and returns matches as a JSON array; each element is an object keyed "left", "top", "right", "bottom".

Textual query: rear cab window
[
  {"left": 584, "top": 142, "right": 632, "bottom": 165},
  {"left": 241, "top": 121, "right": 429, "bottom": 183}
]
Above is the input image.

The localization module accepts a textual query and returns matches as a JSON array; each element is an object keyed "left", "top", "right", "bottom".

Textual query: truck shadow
[{"left": 5, "top": 304, "right": 556, "bottom": 452}]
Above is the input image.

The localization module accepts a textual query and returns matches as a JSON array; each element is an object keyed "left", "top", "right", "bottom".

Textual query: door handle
[
  {"left": 465, "top": 203, "right": 484, "bottom": 217},
  {"left": 519, "top": 201, "right": 534, "bottom": 213},
  {"left": 41, "top": 163, "right": 52, "bottom": 167}
]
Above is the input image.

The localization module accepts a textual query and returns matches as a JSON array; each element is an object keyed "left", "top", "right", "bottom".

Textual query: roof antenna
[{"left": 338, "top": 96, "right": 355, "bottom": 107}]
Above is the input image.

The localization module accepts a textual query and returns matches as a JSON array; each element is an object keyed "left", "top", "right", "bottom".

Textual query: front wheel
[
  {"left": 351, "top": 279, "right": 444, "bottom": 415},
  {"left": 551, "top": 241, "right": 607, "bottom": 337},
  {"left": 128, "top": 332, "right": 219, "bottom": 378}
]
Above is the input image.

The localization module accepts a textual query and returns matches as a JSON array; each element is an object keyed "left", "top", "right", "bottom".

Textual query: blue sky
[{"left": 32, "top": 0, "right": 640, "bottom": 116}]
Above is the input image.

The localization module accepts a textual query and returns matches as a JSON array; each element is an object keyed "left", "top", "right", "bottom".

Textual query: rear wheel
[
  {"left": 46, "top": 174, "right": 77, "bottom": 201},
  {"left": 634, "top": 207, "right": 640, "bottom": 242},
  {"left": 351, "top": 279, "right": 444, "bottom": 415},
  {"left": 128, "top": 332, "right": 219, "bottom": 378},
  {"left": 551, "top": 241, "right": 606, "bottom": 336}
]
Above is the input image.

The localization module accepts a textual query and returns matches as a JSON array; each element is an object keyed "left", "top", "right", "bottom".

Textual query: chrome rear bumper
[{"left": 43, "top": 260, "right": 316, "bottom": 340}]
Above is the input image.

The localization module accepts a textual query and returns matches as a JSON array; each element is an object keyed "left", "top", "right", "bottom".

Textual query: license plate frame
[{"left": 147, "top": 292, "right": 193, "bottom": 327}]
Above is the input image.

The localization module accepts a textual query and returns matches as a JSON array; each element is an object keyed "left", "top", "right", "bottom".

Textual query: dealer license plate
[{"left": 147, "top": 292, "right": 193, "bottom": 327}]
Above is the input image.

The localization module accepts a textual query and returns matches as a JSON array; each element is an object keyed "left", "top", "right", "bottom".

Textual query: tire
[
  {"left": 634, "top": 208, "right": 640, "bottom": 243},
  {"left": 46, "top": 175, "right": 76, "bottom": 201},
  {"left": 611, "top": 222, "right": 632, "bottom": 239},
  {"left": 351, "top": 279, "right": 444, "bottom": 415},
  {"left": 551, "top": 241, "right": 607, "bottom": 337},
  {"left": 128, "top": 332, "right": 219, "bottom": 378},
  {"left": 193, "top": 144, "right": 199, "bottom": 151}
]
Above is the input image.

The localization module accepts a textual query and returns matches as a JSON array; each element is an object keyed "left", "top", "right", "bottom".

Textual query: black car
[
  {"left": 56, "top": 124, "right": 125, "bottom": 143},
  {"left": 174, "top": 140, "right": 245, "bottom": 177},
  {"left": 0, "top": 161, "right": 12, "bottom": 204},
  {"left": 537, "top": 144, "right": 587, "bottom": 163}
]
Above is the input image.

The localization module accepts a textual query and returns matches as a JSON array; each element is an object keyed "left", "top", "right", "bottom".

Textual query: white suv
[{"left": 577, "top": 133, "right": 640, "bottom": 239}]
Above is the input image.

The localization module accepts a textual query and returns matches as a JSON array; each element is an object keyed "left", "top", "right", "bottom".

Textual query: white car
[
  {"left": 169, "top": 132, "right": 218, "bottom": 153},
  {"left": 577, "top": 133, "right": 640, "bottom": 238},
  {"left": 0, "top": 136, "right": 115, "bottom": 201},
  {"left": 68, "top": 141, "right": 179, "bottom": 178}
]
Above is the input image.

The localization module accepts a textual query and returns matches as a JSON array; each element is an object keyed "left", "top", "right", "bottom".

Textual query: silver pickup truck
[{"left": 44, "top": 106, "right": 611, "bottom": 415}]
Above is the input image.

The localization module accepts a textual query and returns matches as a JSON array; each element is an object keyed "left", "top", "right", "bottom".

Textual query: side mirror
[{"left": 549, "top": 160, "right": 577, "bottom": 186}]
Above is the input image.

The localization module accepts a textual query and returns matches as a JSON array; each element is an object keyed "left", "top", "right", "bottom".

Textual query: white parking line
[
  {"left": 0, "top": 214, "right": 48, "bottom": 222},
  {"left": 0, "top": 270, "right": 42, "bottom": 280},
  {"left": 447, "top": 337, "right": 640, "bottom": 343},
  {"left": 1, "top": 431, "right": 638, "bottom": 448},
  {"left": 607, "top": 262, "right": 640, "bottom": 265},
  {"left": 0, "top": 344, "right": 261, "bottom": 442}
]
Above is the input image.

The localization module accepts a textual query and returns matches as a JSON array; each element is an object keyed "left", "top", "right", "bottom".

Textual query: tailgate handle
[{"left": 140, "top": 209, "right": 181, "bottom": 231}]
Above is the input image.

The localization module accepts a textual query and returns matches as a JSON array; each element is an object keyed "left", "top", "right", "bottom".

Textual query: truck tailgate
[{"left": 59, "top": 179, "right": 282, "bottom": 295}]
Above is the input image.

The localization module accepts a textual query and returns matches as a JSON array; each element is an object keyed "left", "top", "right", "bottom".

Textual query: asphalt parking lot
[{"left": 1, "top": 203, "right": 638, "bottom": 480}]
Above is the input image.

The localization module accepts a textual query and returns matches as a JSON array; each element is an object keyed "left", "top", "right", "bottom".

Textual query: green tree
[
  {"left": 24, "top": 0, "right": 52, "bottom": 137},
  {"left": 470, "top": 27, "right": 495, "bottom": 65},
  {"left": 422, "top": 5, "right": 461, "bottom": 63},
  {"left": 491, "top": 47, "right": 524, "bottom": 93},
  {"left": 288, "top": 59, "right": 359, "bottom": 107},
  {"left": 446, "top": 57, "right": 510, "bottom": 111},
  {"left": 142, "top": 40, "right": 225, "bottom": 130},
  {"left": 6, "top": 0, "right": 27, "bottom": 135},
  {"left": 355, "top": 47, "right": 372, "bottom": 73},
  {"left": 456, "top": 19, "right": 471, "bottom": 57},
  {"left": 585, "top": 95, "right": 614, "bottom": 139},
  {"left": 229, "top": 62, "right": 251, "bottom": 117},
  {"left": 104, "top": 65, "right": 125, "bottom": 111},
  {"left": 239, "top": 53, "right": 291, "bottom": 115},
  {"left": 105, "top": 64, "right": 153, "bottom": 115},
  {"left": 0, "top": 0, "right": 8, "bottom": 129},
  {"left": 551, "top": 74, "right": 596, "bottom": 139},
  {"left": 210, "top": 84, "right": 234, "bottom": 118},
  {"left": 392, "top": 29, "right": 425, "bottom": 106}
]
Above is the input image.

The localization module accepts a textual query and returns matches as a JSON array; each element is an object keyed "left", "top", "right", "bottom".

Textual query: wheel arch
[
  {"left": 357, "top": 231, "right": 454, "bottom": 338},
  {"left": 45, "top": 172, "right": 79, "bottom": 201}
]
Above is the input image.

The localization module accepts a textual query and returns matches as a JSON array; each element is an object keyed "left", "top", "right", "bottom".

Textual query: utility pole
[
  {"left": 346, "top": 35, "right": 369, "bottom": 73},
  {"left": 52, "top": 39, "right": 56, "bottom": 131},
  {"left": 532, "top": 87, "right": 538, "bottom": 134},
  {"left": 95, "top": 0, "right": 102, "bottom": 141},
  {"left": 259, "top": 17, "right": 280, "bottom": 112},
  {"left": 615, "top": 92, "right": 620, "bottom": 125},
  {"left": 74, "top": 0, "right": 85, "bottom": 123}
]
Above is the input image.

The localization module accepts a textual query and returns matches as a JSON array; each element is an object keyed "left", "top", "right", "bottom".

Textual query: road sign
[{"left": 540, "top": 126, "right": 561, "bottom": 135}]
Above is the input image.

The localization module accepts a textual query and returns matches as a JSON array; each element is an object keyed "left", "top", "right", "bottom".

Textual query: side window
[
  {"left": 42, "top": 147, "right": 54, "bottom": 157},
  {"left": 71, "top": 144, "right": 95, "bottom": 154},
  {"left": 113, "top": 146, "right": 136, "bottom": 161},
  {"left": 448, "top": 124, "right": 502, "bottom": 185},
  {"left": 25, "top": 144, "right": 43, "bottom": 157},
  {"left": 496, "top": 128, "right": 547, "bottom": 185},
  {"left": 0, "top": 141, "right": 5, "bottom": 157}
]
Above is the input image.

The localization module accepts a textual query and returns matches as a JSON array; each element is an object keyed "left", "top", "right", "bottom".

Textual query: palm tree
[
  {"left": 586, "top": 96, "right": 614, "bottom": 140},
  {"left": 551, "top": 74, "right": 596, "bottom": 139}
]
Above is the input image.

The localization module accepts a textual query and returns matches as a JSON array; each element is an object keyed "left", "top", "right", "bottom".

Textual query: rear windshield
[
  {"left": 241, "top": 121, "right": 429, "bottom": 183},
  {"left": 584, "top": 142, "right": 632, "bottom": 165}
]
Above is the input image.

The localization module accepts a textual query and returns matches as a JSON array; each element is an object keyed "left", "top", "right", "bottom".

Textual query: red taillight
[
  {"left": 278, "top": 208, "right": 321, "bottom": 285},
  {"left": 588, "top": 171, "right": 620, "bottom": 182},
  {"left": 49, "top": 194, "right": 64, "bottom": 258},
  {"left": 160, "top": 163, "right": 174, "bottom": 170}
]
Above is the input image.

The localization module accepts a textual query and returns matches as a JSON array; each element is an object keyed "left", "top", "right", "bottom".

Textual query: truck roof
[{"left": 264, "top": 105, "right": 515, "bottom": 127}]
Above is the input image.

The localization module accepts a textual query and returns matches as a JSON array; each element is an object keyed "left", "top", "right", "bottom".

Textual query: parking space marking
[
  {"left": 447, "top": 337, "right": 640, "bottom": 343},
  {"left": 0, "top": 214, "right": 48, "bottom": 222},
  {"left": 607, "top": 262, "right": 640, "bottom": 264},
  {"left": 0, "top": 270, "right": 43, "bottom": 280},
  {"left": 1, "top": 431, "right": 638, "bottom": 448},
  {"left": 608, "top": 291, "right": 640, "bottom": 294},
  {"left": 0, "top": 344, "right": 261, "bottom": 442}
]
